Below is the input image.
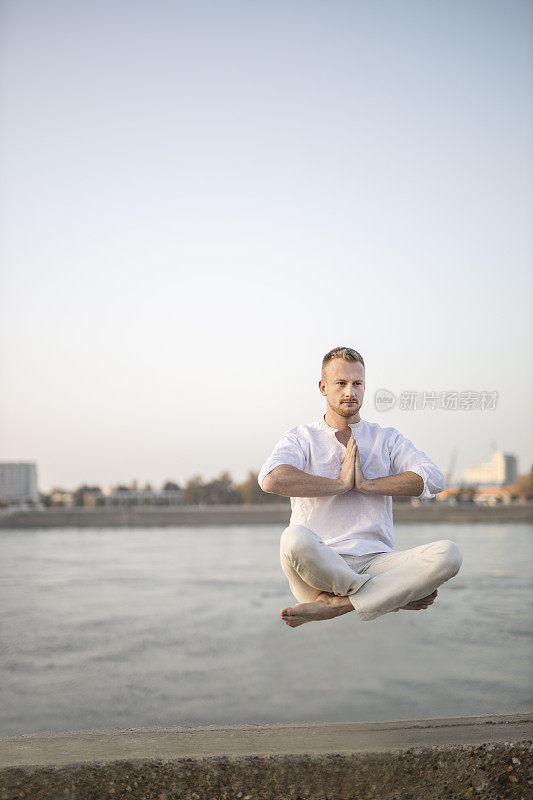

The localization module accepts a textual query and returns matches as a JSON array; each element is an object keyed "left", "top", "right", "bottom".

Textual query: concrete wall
[
  {"left": 1, "top": 501, "right": 532, "bottom": 528},
  {"left": 1, "top": 713, "right": 531, "bottom": 800}
]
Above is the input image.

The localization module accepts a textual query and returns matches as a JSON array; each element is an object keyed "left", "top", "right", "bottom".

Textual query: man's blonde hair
[{"left": 321, "top": 347, "right": 365, "bottom": 379}]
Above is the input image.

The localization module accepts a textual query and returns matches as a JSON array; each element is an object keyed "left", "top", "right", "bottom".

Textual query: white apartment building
[
  {"left": 0, "top": 462, "right": 39, "bottom": 505},
  {"left": 462, "top": 451, "right": 518, "bottom": 486},
  {"left": 101, "top": 486, "right": 183, "bottom": 506}
]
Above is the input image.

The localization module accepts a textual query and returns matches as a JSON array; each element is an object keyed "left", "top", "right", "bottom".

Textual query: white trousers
[{"left": 280, "top": 525, "right": 463, "bottom": 621}]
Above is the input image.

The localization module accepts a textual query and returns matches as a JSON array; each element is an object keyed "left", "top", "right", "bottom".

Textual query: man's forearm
[
  {"left": 262, "top": 465, "right": 346, "bottom": 497},
  {"left": 360, "top": 471, "right": 424, "bottom": 497}
]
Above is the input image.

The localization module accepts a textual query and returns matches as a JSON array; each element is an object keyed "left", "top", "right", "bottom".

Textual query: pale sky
[{"left": 1, "top": 0, "right": 532, "bottom": 492}]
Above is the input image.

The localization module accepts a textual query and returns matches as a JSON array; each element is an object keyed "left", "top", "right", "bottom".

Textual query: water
[{"left": 0, "top": 523, "right": 531, "bottom": 736}]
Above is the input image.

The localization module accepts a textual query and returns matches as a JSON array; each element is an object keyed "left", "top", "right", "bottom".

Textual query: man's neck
[{"left": 324, "top": 409, "right": 361, "bottom": 430}]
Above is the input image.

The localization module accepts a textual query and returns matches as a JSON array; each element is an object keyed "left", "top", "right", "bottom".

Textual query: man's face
[{"left": 319, "top": 359, "right": 365, "bottom": 418}]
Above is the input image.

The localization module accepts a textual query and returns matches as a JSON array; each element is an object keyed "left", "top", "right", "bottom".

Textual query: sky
[{"left": 1, "top": 0, "right": 532, "bottom": 493}]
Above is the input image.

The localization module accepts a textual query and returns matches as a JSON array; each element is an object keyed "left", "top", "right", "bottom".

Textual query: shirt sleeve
[
  {"left": 388, "top": 430, "right": 446, "bottom": 499},
  {"left": 257, "top": 429, "right": 308, "bottom": 490}
]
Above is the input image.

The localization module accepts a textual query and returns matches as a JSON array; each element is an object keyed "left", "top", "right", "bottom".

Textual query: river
[{"left": 0, "top": 523, "right": 531, "bottom": 735}]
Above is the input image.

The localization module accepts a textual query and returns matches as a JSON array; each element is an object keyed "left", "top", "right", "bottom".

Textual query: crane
[{"left": 446, "top": 448, "right": 458, "bottom": 488}]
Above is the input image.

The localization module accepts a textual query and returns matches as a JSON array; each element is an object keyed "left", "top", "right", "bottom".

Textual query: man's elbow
[
  {"left": 262, "top": 466, "right": 290, "bottom": 495},
  {"left": 261, "top": 470, "right": 279, "bottom": 494}
]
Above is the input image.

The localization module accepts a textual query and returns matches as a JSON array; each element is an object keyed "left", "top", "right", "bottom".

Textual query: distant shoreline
[{"left": 0, "top": 502, "right": 532, "bottom": 528}]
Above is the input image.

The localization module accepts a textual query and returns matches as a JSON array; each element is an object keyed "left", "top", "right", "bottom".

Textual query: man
[{"left": 258, "top": 346, "right": 463, "bottom": 626}]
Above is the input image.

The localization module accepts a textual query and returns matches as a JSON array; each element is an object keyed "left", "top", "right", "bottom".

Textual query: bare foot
[
  {"left": 280, "top": 591, "right": 354, "bottom": 628},
  {"left": 399, "top": 589, "right": 438, "bottom": 611}
]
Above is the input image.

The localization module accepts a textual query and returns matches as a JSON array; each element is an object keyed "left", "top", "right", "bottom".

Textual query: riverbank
[
  {"left": 0, "top": 501, "right": 532, "bottom": 528},
  {"left": 0, "top": 713, "right": 531, "bottom": 799}
]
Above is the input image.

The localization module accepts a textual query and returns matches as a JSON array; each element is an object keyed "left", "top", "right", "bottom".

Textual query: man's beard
[{"left": 336, "top": 401, "right": 360, "bottom": 417}]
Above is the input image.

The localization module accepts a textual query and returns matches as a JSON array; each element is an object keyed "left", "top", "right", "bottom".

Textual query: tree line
[
  {"left": 181, "top": 471, "right": 284, "bottom": 504},
  {"left": 37, "top": 471, "right": 287, "bottom": 507}
]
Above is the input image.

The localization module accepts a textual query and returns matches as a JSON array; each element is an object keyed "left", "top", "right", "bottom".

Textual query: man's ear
[{"left": 318, "top": 379, "right": 327, "bottom": 397}]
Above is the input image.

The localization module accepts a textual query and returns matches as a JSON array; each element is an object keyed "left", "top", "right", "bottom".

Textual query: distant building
[
  {"left": 0, "top": 462, "right": 39, "bottom": 505},
  {"left": 102, "top": 484, "right": 182, "bottom": 506},
  {"left": 435, "top": 487, "right": 457, "bottom": 502},
  {"left": 462, "top": 451, "right": 518, "bottom": 486},
  {"left": 82, "top": 490, "right": 101, "bottom": 507},
  {"left": 473, "top": 486, "right": 513, "bottom": 506},
  {"left": 50, "top": 489, "right": 75, "bottom": 507}
]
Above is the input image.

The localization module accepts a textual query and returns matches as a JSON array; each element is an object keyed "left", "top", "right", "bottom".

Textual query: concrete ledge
[
  {"left": 1, "top": 501, "right": 532, "bottom": 528},
  {"left": 0, "top": 504, "right": 292, "bottom": 528},
  {"left": 1, "top": 713, "right": 531, "bottom": 799}
]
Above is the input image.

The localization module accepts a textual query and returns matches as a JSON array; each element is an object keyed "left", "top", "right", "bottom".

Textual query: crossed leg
[{"left": 279, "top": 524, "right": 463, "bottom": 627}]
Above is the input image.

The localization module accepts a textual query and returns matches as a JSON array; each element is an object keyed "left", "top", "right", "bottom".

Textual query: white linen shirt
[{"left": 257, "top": 417, "right": 446, "bottom": 556}]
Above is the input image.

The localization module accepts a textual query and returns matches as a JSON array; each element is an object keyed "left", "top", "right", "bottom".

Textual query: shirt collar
[{"left": 320, "top": 415, "right": 364, "bottom": 434}]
